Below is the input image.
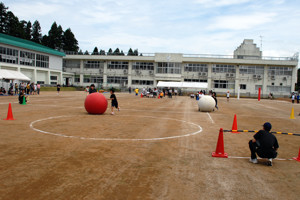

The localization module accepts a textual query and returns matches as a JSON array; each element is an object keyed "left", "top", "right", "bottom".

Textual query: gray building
[{"left": 63, "top": 39, "right": 298, "bottom": 97}]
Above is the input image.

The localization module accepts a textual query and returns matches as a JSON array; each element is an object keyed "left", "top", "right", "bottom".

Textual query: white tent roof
[
  {"left": 157, "top": 81, "right": 208, "bottom": 89},
  {"left": 0, "top": 69, "right": 30, "bottom": 81}
]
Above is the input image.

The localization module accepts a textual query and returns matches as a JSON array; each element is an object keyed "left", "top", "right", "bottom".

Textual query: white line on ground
[
  {"left": 29, "top": 115, "right": 203, "bottom": 141},
  {"left": 228, "top": 156, "right": 293, "bottom": 161},
  {"left": 206, "top": 112, "right": 215, "bottom": 124}
]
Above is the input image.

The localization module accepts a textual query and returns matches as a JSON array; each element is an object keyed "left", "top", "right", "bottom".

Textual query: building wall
[
  {"left": 64, "top": 52, "right": 298, "bottom": 97},
  {"left": 0, "top": 43, "right": 65, "bottom": 85}
]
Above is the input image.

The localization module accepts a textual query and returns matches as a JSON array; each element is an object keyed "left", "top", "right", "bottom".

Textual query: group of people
[
  {"left": 1, "top": 82, "right": 41, "bottom": 96},
  {"left": 291, "top": 92, "right": 300, "bottom": 104},
  {"left": 133, "top": 87, "right": 179, "bottom": 99}
]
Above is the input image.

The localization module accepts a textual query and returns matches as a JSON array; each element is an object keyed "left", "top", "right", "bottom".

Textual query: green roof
[{"left": 0, "top": 33, "right": 65, "bottom": 57}]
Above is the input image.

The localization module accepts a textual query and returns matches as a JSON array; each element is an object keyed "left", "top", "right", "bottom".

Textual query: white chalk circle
[
  {"left": 198, "top": 95, "right": 215, "bottom": 112},
  {"left": 29, "top": 115, "right": 203, "bottom": 141}
]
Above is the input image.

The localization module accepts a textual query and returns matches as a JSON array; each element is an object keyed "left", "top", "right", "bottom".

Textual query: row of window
[
  {"left": 212, "top": 64, "right": 236, "bottom": 73},
  {"left": 268, "top": 66, "right": 292, "bottom": 76},
  {"left": 157, "top": 62, "right": 181, "bottom": 74},
  {"left": 0, "top": 46, "right": 49, "bottom": 68},
  {"left": 108, "top": 61, "right": 128, "bottom": 70},
  {"left": 132, "top": 62, "right": 154, "bottom": 70},
  {"left": 184, "top": 79, "right": 207, "bottom": 82},
  {"left": 184, "top": 64, "right": 208, "bottom": 72},
  {"left": 239, "top": 65, "right": 264, "bottom": 75}
]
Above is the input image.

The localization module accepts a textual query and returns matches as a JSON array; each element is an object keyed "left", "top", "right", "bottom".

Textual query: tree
[
  {"left": 0, "top": 2, "right": 8, "bottom": 33},
  {"left": 23, "top": 20, "right": 32, "bottom": 40},
  {"left": 113, "top": 48, "right": 120, "bottom": 55},
  {"left": 120, "top": 50, "right": 125, "bottom": 56},
  {"left": 6, "top": 11, "right": 24, "bottom": 38},
  {"left": 47, "top": 22, "right": 64, "bottom": 50},
  {"left": 107, "top": 48, "right": 113, "bottom": 55},
  {"left": 32, "top": 20, "right": 42, "bottom": 44},
  {"left": 133, "top": 49, "right": 138, "bottom": 56},
  {"left": 78, "top": 49, "right": 83, "bottom": 55},
  {"left": 127, "top": 48, "right": 134, "bottom": 56},
  {"left": 99, "top": 49, "right": 106, "bottom": 55},
  {"left": 63, "top": 28, "right": 78, "bottom": 52},
  {"left": 92, "top": 47, "right": 99, "bottom": 55},
  {"left": 84, "top": 50, "right": 89, "bottom": 55}
]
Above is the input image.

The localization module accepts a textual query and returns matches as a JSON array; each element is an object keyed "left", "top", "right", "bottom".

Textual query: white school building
[
  {"left": 63, "top": 39, "right": 298, "bottom": 97},
  {"left": 0, "top": 33, "right": 298, "bottom": 97}
]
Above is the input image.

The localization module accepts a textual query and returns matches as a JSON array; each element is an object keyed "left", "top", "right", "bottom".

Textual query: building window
[
  {"left": 267, "top": 86, "right": 291, "bottom": 93},
  {"left": 91, "top": 76, "right": 103, "bottom": 83},
  {"left": 157, "top": 62, "right": 181, "bottom": 74},
  {"left": 239, "top": 66, "right": 264, "bottom": 74},
  {"left": 37, "top": 81, "right": 44, "bottom": 84},
  {"left": 240, "top": 84, "right": 247, "bottom": 90},
  {"left": 36, "top": 54, "right": 49, "bottom": 68},
  {"left": 184, "top": 79, "right": 207, "bottom": 82},
  {"left": 212, "top": 64, "right": 236, "bottom": 73},
  {"left": 64, "top": 60, "right": 80, "bottom": 68},
  {"left": 0, "top": 46, "right": 18, "bottom": 64},
  {"left": 184, "top": 63, "right": 208, "bottom": 72},
  {"left": 74, "top": 75, "right": 80, "bottom": 82},
  {"left": 19, "top": 51, "right": 35, "bottom": 66},
  {"left": 131, "top": 80, "right": 154, "bottom": 85},
  {"left": 107, "top": 76, "right": 128, "bottom": 85},
  {"left": 214, "top": 80, "right": 235, "bottom": 89},
  {"left": 84, "top": 61, "right": 103, "bottom": 69},
  {"left": 108, "top": 61, "right": 128, "bottom": 70},
  {"left": 50, "top": 82, "right": 57, "bottom": 85},
  {"left": 268, "top": 66, "right": 292, "bottom": 76},
  {"left": 132, "top": 62, "right": 154, "bottom": 70},
  {"left": 50, "top": 76, "right": 57, "bottom": 80}
]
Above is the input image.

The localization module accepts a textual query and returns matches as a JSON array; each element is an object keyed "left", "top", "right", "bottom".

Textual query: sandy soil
[{"left": 0, "top": 91, "right": 299, "bottom": 200}]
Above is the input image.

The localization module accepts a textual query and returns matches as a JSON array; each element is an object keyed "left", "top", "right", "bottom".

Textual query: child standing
[
  {"left": 226, "top": 91, "right": 230, "bottom": 101},
  {"left": 107, "top": 89, "right": 120, "bottom": 115}
]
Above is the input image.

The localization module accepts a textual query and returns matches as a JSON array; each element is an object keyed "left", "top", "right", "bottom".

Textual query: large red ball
[{"left": 84, "top": 93, "right": 108, "bottom": 114}]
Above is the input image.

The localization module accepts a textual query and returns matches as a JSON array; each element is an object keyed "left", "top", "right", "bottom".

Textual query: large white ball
[{"left": 198, "top": 95, "right": 215, "bottom": 112}]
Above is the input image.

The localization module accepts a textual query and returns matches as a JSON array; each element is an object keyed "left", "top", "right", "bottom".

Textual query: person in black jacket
[
  {"left": 249, "top": 122, "right": 279, "bottom": 166},
  {"left": 107, "top": 89, "right": 120, "bottom": 115},
  {"left": 89, "top": 84, "right": 97, "bottom": 94}
]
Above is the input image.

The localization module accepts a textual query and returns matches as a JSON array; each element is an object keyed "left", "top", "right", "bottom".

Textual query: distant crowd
[{"left": 0, "top": 82, "right": 41, "bottom": 96}]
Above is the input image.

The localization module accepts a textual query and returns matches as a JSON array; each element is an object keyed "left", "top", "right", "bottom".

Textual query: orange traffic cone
[
  {"left": 292, "top": 147, "right": 300, "bottom": 162},
  {"left": 231, "top": 114, "right": 239, "bottom": 133},
  {"left": 3, "top": 103, "right": 15, "bottom": 120},
  {"left": 141, "top": 93, "right": 143, "bottom": 98},
  {"left": 212, "top": 128, "right": 228, "bottom": 158},
  {"left": 158, "top": 95, "right": 160, "bottom": 99}
]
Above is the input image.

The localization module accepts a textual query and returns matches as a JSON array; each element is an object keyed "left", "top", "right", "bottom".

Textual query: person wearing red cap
[{"left": 249, "top": 122, "right": 279, "bottom": 166}]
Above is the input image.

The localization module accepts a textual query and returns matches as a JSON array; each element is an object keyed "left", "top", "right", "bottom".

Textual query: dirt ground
[{"left": 0, "top": 91, "right": 299, "bottom": 200}]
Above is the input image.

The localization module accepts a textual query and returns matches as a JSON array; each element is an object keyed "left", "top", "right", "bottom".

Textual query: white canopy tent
[
  {"left": 0, "top": 69, "right": 31, "bottom": 81},
  {"left": 157, "top": 81, "right": 208, "bottom": 89}
]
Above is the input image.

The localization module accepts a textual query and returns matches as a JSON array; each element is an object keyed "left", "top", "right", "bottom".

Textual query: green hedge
[{"left": 40, "top": 87, "right": 85, "bottom": 91}]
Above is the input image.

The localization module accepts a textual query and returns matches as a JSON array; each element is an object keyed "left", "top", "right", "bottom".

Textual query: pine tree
[
  {"left": 0, "top": 2, "right": 8, "bottom": 33},
  {"left": 48, "top": 22, "right": 64, "bottom": 49},
  {"left": 120, "top": 50, "right": 125, "bottom": 56},
  {"left": 128, "top": 48, "right": 134, "bottom": 56},
  {"left": 113, "top": 48, "right": 120, "bottom": 55},
  {"left": 92, "top": 47, "right": 99, "bottom": 55},
  {"left": 63, "top": 28, "right": 78, "bottom": 52},
  {"left": 133, "top": 49, "right": 138, "bottom": 56},
  {"left": 32, "top": 20, "right": 42, "bottom": 44},
  {"left": 107, "top": 48, "right": 113, "bottom": 55},
  {"left": 99, "top": 49, "right": 106, "bottom": 55},
  {"left": 23, "top": 20, "right": 32, "bottom": 40},
  {"left": 78, "top": 49, "right": 83, "bottom": 55},
  {"left": 6, "top": 11, "right": 24, "bottom": 38},
  {"left": 84, "top": 50, "right": 89, "bottom": 55}
]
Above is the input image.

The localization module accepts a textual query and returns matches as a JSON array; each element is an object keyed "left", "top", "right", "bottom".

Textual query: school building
[
  {"left": 0, "top": 33, "right": 298, "bottom": 97},
  {"left": 63, "top": 39, "right": 298, "bottom": 97},
  {"left": 0, "top": 33, "right": 72, "bottom": 87}
]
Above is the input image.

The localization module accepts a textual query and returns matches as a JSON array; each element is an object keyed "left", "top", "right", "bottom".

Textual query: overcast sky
[{"left": 3, "top": 0, "right": 300, "bottom": 58}]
